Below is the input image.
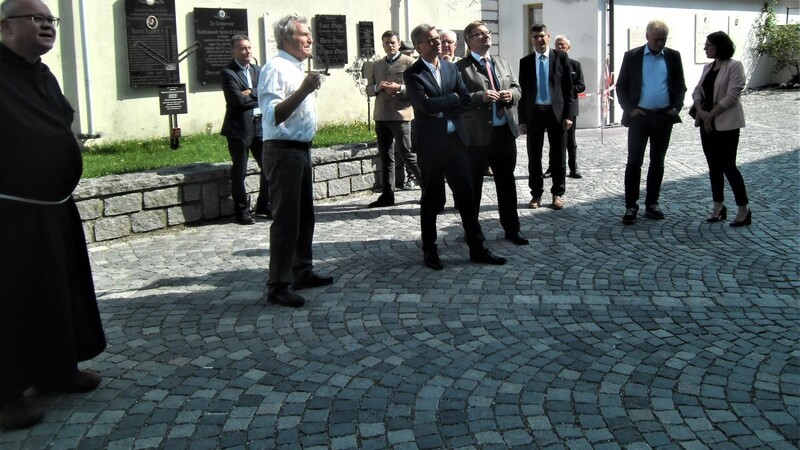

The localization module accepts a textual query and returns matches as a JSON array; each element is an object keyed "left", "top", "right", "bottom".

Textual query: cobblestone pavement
[{"left": 2, "top": 91, "right": 798, "bottom": 449}]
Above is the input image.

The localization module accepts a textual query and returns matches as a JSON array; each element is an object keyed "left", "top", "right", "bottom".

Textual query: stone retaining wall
[{"left": 75, "top": 144, "right": 380, "bottom": 243}]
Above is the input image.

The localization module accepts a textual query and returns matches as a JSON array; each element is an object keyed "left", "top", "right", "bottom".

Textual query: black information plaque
[
  {"left": 314, "top": 15, "right": 347, "bottom": 66},
  {"left": 125, "top": 0, "right": 180, "bottom": 87},
  {"left": 194, "top": 8, "right": 248, "bottom": 85},
  {"left": 159, "top": 84, "right": 187, "bottom": 115},
  {"left": 357, "top": 21, "right": 374, "bottom": 58}
]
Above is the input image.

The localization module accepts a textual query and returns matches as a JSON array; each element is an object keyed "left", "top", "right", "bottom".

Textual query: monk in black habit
[{"left": 0, "top": 0, "right": 106, "bottom": 429}]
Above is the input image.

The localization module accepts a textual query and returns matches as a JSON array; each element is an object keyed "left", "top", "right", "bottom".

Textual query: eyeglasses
[
  {"left": 4, "top": 14, "right": 60, "bottom": 27},
  {"left": 468, "top": 30, "right": 491, "bottom": 40}
]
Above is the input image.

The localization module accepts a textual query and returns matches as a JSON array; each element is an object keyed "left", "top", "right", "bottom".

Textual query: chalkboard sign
[
  {"left": 314, "top": 15, "right": 347, "bottom": 67},
  {"left": 357, "top": 22, "right": 374, "bottom": 58},
  {"left": 125, "top": 0, "right": 180, "bottom": 87},
  {"left": 194, "top": 8, "right": 249, "bottom": 85}
]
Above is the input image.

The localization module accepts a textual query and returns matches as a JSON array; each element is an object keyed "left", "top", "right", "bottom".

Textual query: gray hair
[
  {"left": 646, "top": 19, "right": 669, "bottom": 35},
  {"left": 274, "top": 14, "right": 308, "bottom": 50},
  {"left": 0, "top": 0, "right": 25, "bottom": 18},
  {"left": 411, "top": 23, "right": 437, "bottom": 46},
  {"left": 554, "top": 35, "right": 570, "bottom": 46},
  {"left": 439, "top": 28, "right": 456, "bottom": 41}
]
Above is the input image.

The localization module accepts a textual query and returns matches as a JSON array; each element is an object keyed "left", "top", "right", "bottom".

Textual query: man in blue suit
[{"left": 403, "top": 23, "right": 506, "bottom": 270}]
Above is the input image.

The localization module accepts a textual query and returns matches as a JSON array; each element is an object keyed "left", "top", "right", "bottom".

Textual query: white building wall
[{"left": 43, "top": 0, "right": 480, "bottom": 143}]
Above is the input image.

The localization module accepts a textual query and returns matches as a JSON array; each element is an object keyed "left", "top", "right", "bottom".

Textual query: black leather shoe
[
  {"left": 424, "top": 247, "right": 443, "bottom": 270},
  {"left": 267, "top": 287, "right": 306, "bottom": 307},
  {"left": 291, "top": 272, "right": 334, "bottom": 290},
  {"left": 368, "top": 195, "right": 395, "bottom": 208},
  {"left": 568, "top": 170, "right": 583, "bottom": 179},
  {"left": 253, "top": 209, "right": 273, "bottom": 220},
  {"left": 36, "top": 370, "right": 102, "bottom": 393},
  {"left": 730, "top": 210, "right": 752, "bottom": 227},
  {"left": 542, "top": 169, "right": 552, "bottom": 178},
  {"left": 622, "top": 207, "right": 638, "bottom": 225},
  {"left": 470, "top": 247, "right": 507, "bottom": 265},
  {"left": 0, "top": 398, "right": 43, "bottom": 430},
  {"left": 235, "top": 211, "right": 256, "bottom": 225},
  {"left": 504, "top": 232, "right": 529, "bottom": 245},
  {"left": 645, "top": 204, "right": 665, "bottom": 220}
]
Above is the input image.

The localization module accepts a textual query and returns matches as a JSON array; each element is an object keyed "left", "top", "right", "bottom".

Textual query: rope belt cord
[{"left": 0, "top": 193, "right": 72, "bottom": 205}]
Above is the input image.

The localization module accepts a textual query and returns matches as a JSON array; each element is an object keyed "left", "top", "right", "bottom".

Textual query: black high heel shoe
[
  {"left": 706, "top": 205, "right": 727, "bottom": 223},
  {"left": 729, "top": 210, "right": 752, "bottom": 227}
]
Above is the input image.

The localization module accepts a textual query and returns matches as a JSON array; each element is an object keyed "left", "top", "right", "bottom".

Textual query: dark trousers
[
  {"left": 526, "top": 106, "right": 566, "bottom": 198},
  {"left": 566, "top": 116, "right": 578, "bottom": 172},
  {"left": 701, "top": 127, "right": 749, "bottom": 206},
  {"left": 263, "top": 142, "right": 315, "bottom": 293},
  {"left": 624, "top": 111, "right": 674, "bottom": 209},
  {"left": 418, "top": 133, "right": 485, "bottom": 252},
  {"left": 467, "top": 125, "right": 520, "bottom": 234},
  {"left": 375, "top": 120, "right": 421, "bottom": 197},
  {"left": 226, "top": 136, "right": 269, "bottom": 213}
]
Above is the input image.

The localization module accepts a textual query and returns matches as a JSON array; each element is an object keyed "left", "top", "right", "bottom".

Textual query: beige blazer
[
  {"left": 692, "top": 59, "right": 746, "bottom": 131},
  {"left": 366, "top": 54, "right": 414, "bottom": 121}
]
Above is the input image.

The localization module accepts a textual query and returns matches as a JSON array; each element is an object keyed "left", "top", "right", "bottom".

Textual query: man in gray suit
[
  {"left": 366, "top": 30, "right": 421, "bottom": 208},
  {"left": 456, "top": 20, "right": 527, "bottom": 245}
]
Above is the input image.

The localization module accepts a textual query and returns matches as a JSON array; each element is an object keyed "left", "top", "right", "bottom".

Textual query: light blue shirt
[
  {"left": 638, "top": 45, "right": 670, "bottom": 110},
  {"left": 470, "top": 52, "right": 508, "bottom": 127},
  {"left": 422, "top": 58, "right": 456, "bottom": 134},
  {"left": 258, "top": 50, "right": 317, "bottom": 142},
  {"left": 535, "top": 49, "right": 551, "bottom": 105}
]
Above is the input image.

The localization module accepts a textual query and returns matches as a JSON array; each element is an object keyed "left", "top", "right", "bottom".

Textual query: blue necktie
[{"left": 537, "top": 55, "right": 548, "bottom": 104}]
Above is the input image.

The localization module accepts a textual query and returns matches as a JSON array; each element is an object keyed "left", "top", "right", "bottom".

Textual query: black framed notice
[
  {"left": 193, "top": 8, "right": 248, "bottom": 85},
  {"left": 125, "top": 0, "right": 180, "bottom": 87},
  {"left": 159, "top": 84, "right": 187, "bottom": 115},
  {"left": 357, "top": 22, "right": 374, "bottom": 58},
  {"left": 314, "top": 15, "right": 347, "bottom": 67}
]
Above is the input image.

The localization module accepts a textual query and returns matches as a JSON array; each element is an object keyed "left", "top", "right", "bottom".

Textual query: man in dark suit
[
  {"left": 617, "top": 20, "right": 686, "bottom": 224},
  {"left": 518, "top": 24, "right": 574, "bottom": 211},
  {"left": 456, "top": 20, "right": 527, "bottom": 246},
  {"left": 403, "top": 23, "right": 506, "bottom": 270},
  {"left": 221, "top": 34, "right": 269, "bottom": 225},
  {"left": 544, "top": 35, "right": 585, "bottom": 179}
]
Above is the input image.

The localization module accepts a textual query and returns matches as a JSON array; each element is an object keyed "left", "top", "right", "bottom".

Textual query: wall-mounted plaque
[
  {"left": 159, "top": 84, "right": 187, "bottom": 115},
  {"left": 315, "top": 15, "right": 348, "bottom": 67},
  {"left": 357, "top": 22, "right": 375, "bottom": 58},
  {"left": 125, "top": 0, "right": 180, "bottom": 87},
  {"left": 194, "top": 8, "right": 249, "bottom": 85}
]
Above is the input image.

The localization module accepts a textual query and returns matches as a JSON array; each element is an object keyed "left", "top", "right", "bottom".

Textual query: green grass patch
[{"left": 81, "top": 122, "right": 376, "bottom": 179}]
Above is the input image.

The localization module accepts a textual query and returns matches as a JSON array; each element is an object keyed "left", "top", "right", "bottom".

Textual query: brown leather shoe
[
  {"left": 528, "top": 197, "right": 541, "bottom": 209},
  {"left": 0, "top": 398, "right": 44, "bottom": 430},
  {"left": 36, "top": 370, "right": 102, "bottom": 394},
  {"left": 552, "top": 196, "right": 564, "bottom": 210}
]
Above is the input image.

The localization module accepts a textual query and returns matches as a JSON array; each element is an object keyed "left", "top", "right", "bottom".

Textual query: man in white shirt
[{"left": 258, "top": 14, "right": 333, "bottom": 307}]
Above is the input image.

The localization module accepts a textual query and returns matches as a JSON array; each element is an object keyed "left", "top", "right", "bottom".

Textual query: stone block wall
[{"left": 75, "top": 144, "right": 379, "bottom": 243}]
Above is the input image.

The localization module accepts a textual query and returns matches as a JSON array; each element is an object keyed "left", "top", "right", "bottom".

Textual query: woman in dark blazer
[{"left": 692, "top": 31, "right": 751, "bottom": 227}]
